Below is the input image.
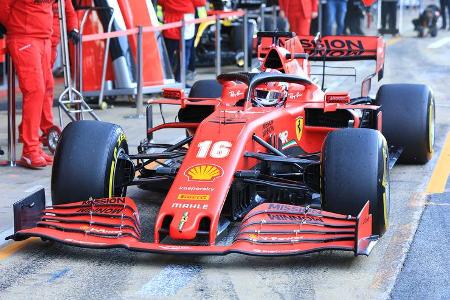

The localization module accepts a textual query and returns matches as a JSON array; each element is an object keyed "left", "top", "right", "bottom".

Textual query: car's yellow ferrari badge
[{"left": 296, "top": 117, "right": 304, "bottom": 141}]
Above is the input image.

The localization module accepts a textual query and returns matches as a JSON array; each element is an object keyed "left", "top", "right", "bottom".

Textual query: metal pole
[
  {"left": 260, "top": 3, "right": 266, "bottom": 31},
  {"left": 98, "top": 13, "right": 115, "bottom": 107},
  {"left": 318, "top": 0, "right": 325, "bottom": 34},
  {"left": 398, "top": 0, "right": 403, "bottom": 35},
  {"left": 272, "top": 5, "right": 277, "bottom": 30},
  {"left": 215, "top": 15, "right": 221, "bottom": 77},
  {"left": 78, "top": 8, "right": 94, "bottom": 94},
  {"left": 180, "top": 19, "right": 186, "bottom": 89},
  {"left": 7, "top": 54, "right": 16, "bottom": 166},
  {"left": 136, "top": 26, "right": 144, "bottom": 117},
  {"left": 243, "top": 11, "right": 249, "bottom": 72},
  {"left": 377, "top": 0, "right": 382, "bottom": 32}
]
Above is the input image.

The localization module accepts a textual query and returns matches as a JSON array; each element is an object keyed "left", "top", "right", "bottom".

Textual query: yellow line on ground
[
  {"left": 386, "top": 37, "right": 401, "bottom": 46},
  {"left": 0, "top": 238, "right": 36, "bottom": 260},
  {"left": 426, "top": 132, "right": 450, "bottom": 193}
]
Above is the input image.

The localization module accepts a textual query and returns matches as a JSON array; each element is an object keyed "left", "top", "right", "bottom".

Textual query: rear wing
[
  {"left": 296, "top": 35, "right": 385, "bottom": 75},
  {"left": 297, "top": 35, "right": 386, "bottom": 96},
  {"left": 256, "top": 31, "right": 295, "bottom": 59}
]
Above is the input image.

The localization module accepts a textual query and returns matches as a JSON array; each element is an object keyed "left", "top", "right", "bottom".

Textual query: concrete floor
[{"left": 0, "top": 7, "right": 450, "bottom": 300}]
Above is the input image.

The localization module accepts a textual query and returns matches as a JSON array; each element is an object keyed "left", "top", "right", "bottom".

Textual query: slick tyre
[
  {"left": 52, "top": 120, "right": 129, "bottom": 205},
  {"left": 188, "top": 79, "right": 223, "bottom": 98},
  {"left": 376, "top": 84, "right": 435, "bottom": 164},
  {"left": 321, "top": 128, "right": 390, "bottom": 236},
  {"left": 178, "top": 80, "right": 222, "bottom": 123}
]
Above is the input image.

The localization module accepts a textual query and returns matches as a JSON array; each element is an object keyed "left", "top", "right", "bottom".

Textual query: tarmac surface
[
  {"left": 391, "top": 192, "right": 450, "bottom": 300},
  {"left": 0, "top": 8, "right": 450, "bottom": 300}
]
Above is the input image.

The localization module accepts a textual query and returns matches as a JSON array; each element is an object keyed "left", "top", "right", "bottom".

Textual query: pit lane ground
[{"left": 1, "top": 13, "right": 450, "bottom": 300}]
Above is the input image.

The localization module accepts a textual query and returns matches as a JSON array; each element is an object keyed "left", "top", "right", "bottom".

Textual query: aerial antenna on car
[{"left": 311, "top": 32, "right": 327, "bottom": 91}]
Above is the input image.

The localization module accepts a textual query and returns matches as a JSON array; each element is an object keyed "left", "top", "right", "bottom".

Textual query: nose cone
[{"left": 169, "top": 203, "right": 209, "bottom": 240}]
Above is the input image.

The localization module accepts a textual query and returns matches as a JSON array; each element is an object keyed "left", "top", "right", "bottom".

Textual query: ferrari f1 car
[{"left": 8, "top": 32, "right": 435, "bottom": 257}]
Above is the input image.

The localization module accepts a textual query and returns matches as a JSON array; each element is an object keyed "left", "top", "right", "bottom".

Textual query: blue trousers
[
  {"left": 164, "top": 37, "right": 193, "bottom": 82},
  {"left": 325, "top": 0, "right": 348, "bottom": 35}
]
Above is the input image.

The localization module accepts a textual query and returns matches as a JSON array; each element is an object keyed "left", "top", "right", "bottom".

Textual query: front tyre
[
  {"left": 321, "top": 128, "right": 390, "bottom": 236},
  {"left": 51, "top": 121, "right": 129, "bottom": 205}
]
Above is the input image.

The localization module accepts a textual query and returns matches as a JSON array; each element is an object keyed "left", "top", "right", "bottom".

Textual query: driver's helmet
[{"left": 253, "top": 70, "right": 288, "bottom": 107}]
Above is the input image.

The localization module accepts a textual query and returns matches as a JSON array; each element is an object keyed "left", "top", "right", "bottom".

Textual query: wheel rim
[
  {"left": 382, "top": 141, "right": 390, "bottom": 229},
  {"left": 47, "top": 129, "right": 60, "bottom": 154},
  {"left": 110, "top": 147, "right": 128, "bottom": 197},
  {"left": 428, "top": 99, "right": 435, "bottom": 153}
]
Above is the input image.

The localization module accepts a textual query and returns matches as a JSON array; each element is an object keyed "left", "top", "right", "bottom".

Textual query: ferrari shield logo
[
  {"left": 178, "top": 211, "right": 189, "bottom": 231},
  {"left": 296, "top": 117, "right": 304, "bottom": 140}
]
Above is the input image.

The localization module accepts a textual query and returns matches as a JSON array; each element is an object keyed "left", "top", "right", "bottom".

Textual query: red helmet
[{"left": 253, "top": 80, "right": 288, "bottom": 107}]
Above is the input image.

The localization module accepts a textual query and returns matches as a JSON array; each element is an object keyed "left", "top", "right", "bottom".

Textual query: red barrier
[
  {"left": 0, "top": 11, "right": 246, "bottom": 59},
  {"left": 82, "top": 10, "right": 245, "bottom": 43}
]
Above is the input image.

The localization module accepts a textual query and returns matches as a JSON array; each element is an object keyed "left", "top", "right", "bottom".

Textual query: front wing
[{"left": 8, "top": 191, "right": 377, "bottom": 256}]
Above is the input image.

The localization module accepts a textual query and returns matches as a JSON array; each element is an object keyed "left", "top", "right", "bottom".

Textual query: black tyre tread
[
  {"left": 321, "top": 128, "right": 389, "bottom": 236},
  {"left": 51, "top": 120, "right": 128, "bottom": 205},
  {"left": 376, "top": 83, "right": 434, "bottom": 164},
  {"left": 179, "top": 80, "right": 222, "bottom": 123},
  {"left": 188, "top": 79, "right": 223, "bottom": 98}
]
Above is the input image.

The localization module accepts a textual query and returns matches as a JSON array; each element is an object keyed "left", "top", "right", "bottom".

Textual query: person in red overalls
[
  {"left": 279, "top": 0, "right": 319, "bottom": 36},
  {"left": 0, "top": 0, "right": 54, "bottom": 168},
  {"left": 41, "top": 1, "right": 79, "bottom": 138},
  {"left": 158, "top": 0, "right": 206, "bottom": 82}
]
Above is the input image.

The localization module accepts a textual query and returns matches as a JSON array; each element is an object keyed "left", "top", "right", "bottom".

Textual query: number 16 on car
[{"left": 196, "top": 141, "right": 232, "bottom": 158}]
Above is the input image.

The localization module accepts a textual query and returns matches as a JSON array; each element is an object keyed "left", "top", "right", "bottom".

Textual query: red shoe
[
  {"left": 40, "top": 150, "right": 54, "bottom": 164},
  {"left": 19, "top": 153, "right": 47, "bottom": 169}
]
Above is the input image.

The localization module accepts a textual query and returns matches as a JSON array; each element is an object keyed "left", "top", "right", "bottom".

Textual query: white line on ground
[
  {"left": 427, "top": 37, "right": 450, "bottom": 49},
  {"left": 137, "top": 264, "right": 202, "bottom": 297}
]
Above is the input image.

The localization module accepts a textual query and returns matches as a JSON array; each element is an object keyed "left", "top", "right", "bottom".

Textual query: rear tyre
[
  {"left": 321, "top": 128, "right": 390, "bottom": 236},
  {"left": 188, "top": 79, "right": 223, "bottom": 98},
  {"left": 52, "top": 120, "right": 129, "bottom": 205},
  {"left": 178, "top": 80, "right": 222, "bottom": 123},
  {"left": 376, "top": 84, "right": 435, "bottom": 164}
]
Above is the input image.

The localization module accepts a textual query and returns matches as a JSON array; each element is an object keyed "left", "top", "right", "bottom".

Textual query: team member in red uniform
[
  {"left": 0, "top": 0, "right": 54, "bottom": 168},
  {"left": 279, "top": 0, "right": 319, "bottom": 36},
  {"left": 158, "top": 0, "right": 206, "bottom": 82},
  {"left": 40, "top": 1, "right": 79, "bottom": 139}
]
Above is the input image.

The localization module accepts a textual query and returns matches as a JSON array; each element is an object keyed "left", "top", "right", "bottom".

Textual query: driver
[{"left": 252, "top": 73, "right": 289, "bottom": 108}]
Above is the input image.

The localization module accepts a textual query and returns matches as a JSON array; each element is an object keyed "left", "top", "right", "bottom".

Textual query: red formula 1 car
[{"left": 8, "top": 32, "right": 435, "bottom": 257}]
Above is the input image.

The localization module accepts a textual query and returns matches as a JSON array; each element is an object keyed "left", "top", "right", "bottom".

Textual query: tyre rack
[{"left": 57, "top": 0, "right": 100, "bottom": 128}]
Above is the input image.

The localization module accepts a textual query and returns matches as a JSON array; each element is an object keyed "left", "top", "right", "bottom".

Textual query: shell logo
[{"left": 184, "top": 164, "right": 224, "bottom": 182}]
